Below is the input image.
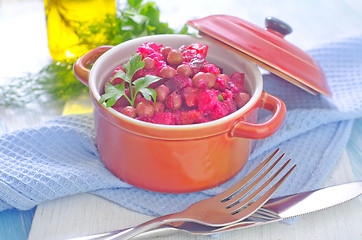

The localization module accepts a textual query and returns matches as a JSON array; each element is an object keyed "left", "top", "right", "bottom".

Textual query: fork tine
[
  {"left": 219, "top": 149, "right": 280, "bottom": 202},
  {"left": 253, "top": 207, "right": 280, "bottom": 220},
  {"left": 224, "top": 154, "right": 286, "bottom": 208},
  {"left": 231, "top": 164, "right": 296, "bottom": 218},
  {"left": 250, "top": 210, "right": 279, "bottom": 221}
]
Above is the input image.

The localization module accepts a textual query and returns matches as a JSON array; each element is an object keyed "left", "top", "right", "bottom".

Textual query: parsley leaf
[
  {"left": 133, "top": 75, "right": 161, "bottom": 102},
  {"left": 99, "top": 53, "right": 161, "bottom": 107},
  {"left": 99, "top": 82, "right": 126, "bottom": 107},
  {"left": 125, "top": 53, "right": 145, "bottom": 78}
]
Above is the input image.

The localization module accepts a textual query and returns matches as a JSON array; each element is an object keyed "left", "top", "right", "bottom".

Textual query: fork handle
[
  {"left": 103, "top": 213, "right": 185, "bottom": 240},
  {"left": 67, "top": 225, "right": 177, "bottom": 240}
]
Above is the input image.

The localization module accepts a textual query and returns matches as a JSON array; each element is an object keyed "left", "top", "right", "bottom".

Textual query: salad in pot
[
  {"left": 99, "top": 42, "right": 251, "bottom": 125},
  {"left": 73, "top": 34, "right": 287, "bottom": 193}
]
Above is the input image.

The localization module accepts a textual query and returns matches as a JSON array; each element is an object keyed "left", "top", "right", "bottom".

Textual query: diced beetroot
[
  {"left": 171, "top": 110, "right": 182, "bottom": 125},
  {"left": 230, "top": 72, "right": 245, "bottom": 83},
  {"left": 180, "top": 76, "right": 193, "bottom": 88},
  {"left": 183, "top": 42, "right": 208, "bottom": 61},
  {"left": 223, "top": 98, "right": 237, "bottom": 114},
  {"left": 113, "top": 105, "right": 124, "bottom": 114},
  {"left": 185, "top": 43, "right": 208, "bottom": 59},
  {"left": 201, "top": 63, "right": 221, "bottom": 75},
  {"left": 198, "top": 89, "right": 218, "bottom": 112},
  {"left": 209, "top": 101, "right": 229, "bottom": 120},
  {"left": 179, "top": 110, "right": 201, "bottom": 125},
  {"left": 221, "top": 89, "right": 234, "bottom": 101},
  {"left": 230, "top": 72, "right": 245, "bottom": 92},
  {"left": 133, "top": 69, "right": 154, "bottom": 80},
  {"left": 211, "top": 88, "right": 221, "bottom": 94},
  {"left": 195, "top": 114, "right": 211, "bottom": 123},
  {"left": 150, "top": 112, "right": 175, "bottom": 125},
  {"left": 227, "top": 81, "right": 240, "bottom": 94},
  {"left": 154, "top": 59, "right": 167, "bottom": 73},
  {"left": 182, "top": 49, "right": 200, "bottom": 62},
  {"left": 181, "top": 86, "right": 201, "bottom": 107},
  {"left": 178, "top": 45, "right": 187, "bottom": 52},
  {"left": 219, "top": 90, "right": 236, "bottom": 113},
  {"left": 147, "top": 52, "right": 164, "bottom": 61},
  {"left": 136, "top": 115, "right": 151, "bottom": 122},
  {"left": 112, "top": 96, "right": 128, "bottom": 108},
  {"left": 164, "top": 75, "right": 192, "bottom": 92},
  {"left": 188, "top": 58, "right": 205, "bottom": 76},
  {"left": 137, "top": 42, "right": 161, "bottom": 58}
]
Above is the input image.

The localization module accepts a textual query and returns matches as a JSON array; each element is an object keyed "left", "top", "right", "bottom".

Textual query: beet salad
[{"left": 99, "top": 42, "right": 251, "bottom": 125}]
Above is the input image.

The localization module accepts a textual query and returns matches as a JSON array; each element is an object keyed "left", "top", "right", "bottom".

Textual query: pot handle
[
  {"left": 230, "top": 92, "right": 286, "bottom": 139},
  {"left": 73, "top": 45, "right": 113, "bottom": 86}
]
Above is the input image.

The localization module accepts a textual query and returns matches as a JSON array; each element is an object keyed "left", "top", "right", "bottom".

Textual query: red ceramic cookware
[
  {"left": 188, "top": 15, "right": 332, "bottom": 96},
  {"left": 74, "top": 34, "right": 286, "bottom": 193}
]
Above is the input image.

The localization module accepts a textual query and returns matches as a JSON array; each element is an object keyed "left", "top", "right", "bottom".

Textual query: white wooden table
[
  {"left": 28, "top": 152, "right": 362, "bottom": 240},
  {"left": 0, "top": 0, "right": 361, "bottom": 239}
]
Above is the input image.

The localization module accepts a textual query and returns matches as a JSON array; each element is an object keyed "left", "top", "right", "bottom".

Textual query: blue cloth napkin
[
  {"left": 347, "top": 118, "right": 362, "bottom": 180},
  {"left": 0, "top": 35, "right": 361, "bottom": 216}
]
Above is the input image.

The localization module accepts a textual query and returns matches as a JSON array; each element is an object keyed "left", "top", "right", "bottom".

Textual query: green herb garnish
[
  {"left": 99, "top": 53, "right": 161, "bottom": 107},
  {"left": 0, "top": 0, "right": 189, "bottom": 107},
  {"left": 77, "top": 1, "right": 189, "bottom": 53},
  {"left": 0, "top": 62, "right": 87, "bottom": 106},
  {"left": 218, "top": 94, "right": 224, "bottom": 101}
]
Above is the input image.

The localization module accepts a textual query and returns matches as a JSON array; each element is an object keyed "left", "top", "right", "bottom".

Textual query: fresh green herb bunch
[
  {"left": 0, "top": 0, "right": 189, "bottom": 107},
  {"left": 0, "top": 62, "right": 87, "bottom": 106},
  {"left": 78, "top": 0, "right": 188, "bottom": 51},
  {"left": 99, "top": 53, "right": 161, "bottom": 107}
]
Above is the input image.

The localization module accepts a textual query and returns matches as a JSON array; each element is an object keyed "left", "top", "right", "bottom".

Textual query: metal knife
[
  {"left": 70, "top": 180, "right": 362, "bottom": 239},
  {"left": 204, "top": 180, "right": 362, "bottom": 234}
]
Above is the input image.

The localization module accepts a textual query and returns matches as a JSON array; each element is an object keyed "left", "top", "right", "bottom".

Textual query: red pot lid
[{"left": 187, "top": 15, "right": 332, "bottom": 96}]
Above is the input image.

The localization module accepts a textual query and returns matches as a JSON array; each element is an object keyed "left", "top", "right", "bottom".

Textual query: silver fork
[
  {"left": 69, "top": 209, "right": 281, "bottom": 240},
  {"left": 72, "top": 149, "right": 295, "bottom": 240}
]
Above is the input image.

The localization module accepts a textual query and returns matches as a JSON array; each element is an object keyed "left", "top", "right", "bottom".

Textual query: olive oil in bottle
[{"left": 44, "top": 0, "right": 116, "bottom": 62}]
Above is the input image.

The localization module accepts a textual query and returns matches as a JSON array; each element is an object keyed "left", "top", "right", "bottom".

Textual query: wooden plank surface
[{"left": 28, "top": 151, "right": 362, "bottom": 240}]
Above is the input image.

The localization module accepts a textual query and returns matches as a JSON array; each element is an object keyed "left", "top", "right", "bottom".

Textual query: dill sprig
[{"left": 0, "top": 62, "right": 87, "bottom": 106}]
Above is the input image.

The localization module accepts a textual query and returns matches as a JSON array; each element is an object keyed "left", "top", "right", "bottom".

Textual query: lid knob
[{"left": 265, "top": 17, "right": 292, "bottom": 38}]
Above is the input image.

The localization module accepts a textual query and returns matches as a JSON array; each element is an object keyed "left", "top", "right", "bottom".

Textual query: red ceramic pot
[{"left": 73, "top": 34, "right": 286, "bottom": 193}]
